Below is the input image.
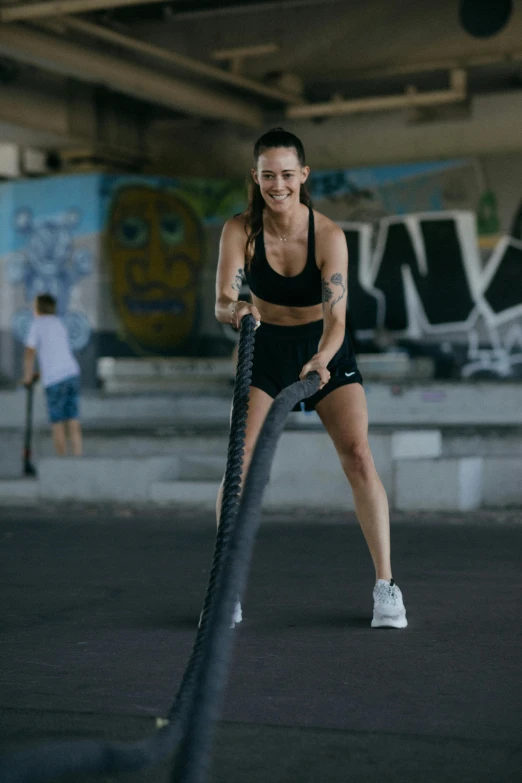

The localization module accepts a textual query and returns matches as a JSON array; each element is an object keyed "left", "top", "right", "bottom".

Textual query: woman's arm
[
  {"left": 299, "top": 222, "right": 348, "bottom": 387},
  {"left": 215, "top": 217, "right": 261, "bottom": 329}
]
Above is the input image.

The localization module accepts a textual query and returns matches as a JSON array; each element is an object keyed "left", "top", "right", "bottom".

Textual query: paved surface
[{"left": 0, "top": 506, "right": 521, "bottom": 782}]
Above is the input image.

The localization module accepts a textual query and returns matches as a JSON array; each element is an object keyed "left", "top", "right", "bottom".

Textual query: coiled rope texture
[{"left": 0, "top": 314, "right": 320, "bottom": 783}]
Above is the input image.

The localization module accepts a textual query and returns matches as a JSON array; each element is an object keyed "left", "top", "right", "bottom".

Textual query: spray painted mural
[
  {"left": 343, "top": 213, "right": 522, "bottom": 378},
  {"left": 4, "top": 177, "right": 96, "bottom": 353},
  {"left": 106, "top": 183, "right": 205, "bottom": 354},
  {"left": 2, "top": 173, "right": 247, "bottom": 368},
  {"left": 309, "top": 160, "right": 522, "bottom": 378},
  {"left": 103, "top": 175, "right": 246, "bottom": 355}
]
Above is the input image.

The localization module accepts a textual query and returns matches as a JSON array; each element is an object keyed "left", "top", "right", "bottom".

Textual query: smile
[{"left": 270, "top": 194, "right": 289, "bottom": 202}]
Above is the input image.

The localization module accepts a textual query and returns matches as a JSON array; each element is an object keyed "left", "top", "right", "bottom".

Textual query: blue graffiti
[{"left": 8, "top": 208, "right": 93, "bottom": 350}]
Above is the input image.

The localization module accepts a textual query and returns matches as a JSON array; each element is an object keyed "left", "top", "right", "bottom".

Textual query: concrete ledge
[
  {"left": 98, "top": 357, "right": 235, "bottom": 394},
  {"left": 0, "top": 479, "right": 38, "bottom": 504},
  {"left": 151, "top": 480, "right": 220, "bottom": 506},
  {"left": 357, "top": 352, "right": 434, "bottom": 380},
  {"left": 395, "top": 457, "right": 483, "bottom": 511},
  {"left": 39, "top": 457, "right": 179, "bottom": 502},
  {"left": 2, "top": 383, "right": 522, "bottom": 431},
  {"left": 391, "top": 430, "right": 442, "bottom": 459},
  {"left": 179, "top": 455, "right": 226, "bottom": 481},
  {"left": 483, "top": 458, "right": 522, "bottom": 507}
]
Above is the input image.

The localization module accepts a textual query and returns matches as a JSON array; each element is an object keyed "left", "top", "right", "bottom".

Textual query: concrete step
[
  {"left": 179, "top": 454, "right": 226, "bottom": 481},
  {"left": 96, "top": 354, "right": 435, "bottom": 395},
  {"left": 1, "top": 437, "right": 520, "bottom": 511},
  {"left": 395, "top": 457, "right": 483, "bottom": 511},
  {"left": 483, "top": 457, "right": 522, "bottom": 507},
  {"left": 391, "top": 430, "right": 442, "bottom": 459},
  {"left": 2, "top": 384, "right": 522, "bottom": 432},
  {"left": 98, "top": 357, "right": 235, "bottom": 394},
  {"left": 358, "top": 352, "right": 434, "bottom": 380},
  {"left": 0, "top": 479, "right": 39, "bottom": 504},
  {"left": 39, "top": 457, "right": 179, "bottom": 502}
]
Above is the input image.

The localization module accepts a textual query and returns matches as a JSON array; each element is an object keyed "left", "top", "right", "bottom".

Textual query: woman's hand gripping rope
[
  {"left": 230, "top": 301, "right": 261, "bottom": 331},
  {"left": 299, "top": 354, "right": 330, "bottom": 390}
]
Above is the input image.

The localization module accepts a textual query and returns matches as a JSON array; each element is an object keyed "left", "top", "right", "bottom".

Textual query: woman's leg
[
  {"left": 216, "top": 386, "right": 274, "bottom": 524},
  {"left": 315, "top": 383, "right": 392, "bottom": 582}
]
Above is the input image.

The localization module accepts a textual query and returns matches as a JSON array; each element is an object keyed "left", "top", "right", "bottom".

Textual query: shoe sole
[
  {"left": 199, "top": 612, "right": 243, "bottom": 630},
  {"left": 231, "top": 608, "right": 243, "bottom": 628},
  {"left": 371, "top": 611, "right": 408, "bottom": 629}
]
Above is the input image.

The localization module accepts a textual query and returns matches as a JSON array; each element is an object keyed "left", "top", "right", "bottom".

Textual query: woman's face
[{"left": 252, "top": 147, "right": 309, "bottom": 213}]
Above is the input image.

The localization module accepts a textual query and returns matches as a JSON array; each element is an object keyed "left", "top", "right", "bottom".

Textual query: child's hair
[
  {"left": 36, "top": 294, "right": 57, "bottom": 315},
  {"left": 244, "top": 127, "right": 312, "bottom": 266}
]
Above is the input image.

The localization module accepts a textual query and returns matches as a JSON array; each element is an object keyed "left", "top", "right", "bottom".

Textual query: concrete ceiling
[
  {"left": 2, "top": 1, "right": 522, "bottom": 102},
  {"left": 0, "top": 0, "right": 521, "bottom": 171},
  {"left": 129, "top": 0, "right": 522, "bottom": 76}
]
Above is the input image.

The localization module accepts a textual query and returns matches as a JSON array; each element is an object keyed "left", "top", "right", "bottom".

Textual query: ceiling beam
[
  {"left": 0, "top": 24, "right": 262, "bottom": 127},
  {"left": 164, "top": 0, "right": 349, "bottom": 22},
  {"left": 0, "top": 0, "right": 169, "bottom": 23},
  {"left": 53, "top": 17, "right": 300, "bottom": 104}
]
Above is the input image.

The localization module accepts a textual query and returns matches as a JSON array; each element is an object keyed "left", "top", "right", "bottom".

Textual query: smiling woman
[{"left": 214, "top": 127, "right": 408, "bottom": 630}]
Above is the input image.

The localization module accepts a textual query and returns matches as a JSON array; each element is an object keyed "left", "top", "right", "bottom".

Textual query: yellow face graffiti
[{"left": 108, "top": 185, "right": 205, "bottom": 353}]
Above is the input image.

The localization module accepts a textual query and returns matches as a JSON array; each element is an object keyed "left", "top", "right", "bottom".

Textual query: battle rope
[
  {"left": 0, "top": 315, "right": 256, "bottom": 783},
  {"left": 172, "top": 368, "right": 321, "bottom": 783},
  {"left": 0, "top": 315, "right": 321, "bottom": 783}
]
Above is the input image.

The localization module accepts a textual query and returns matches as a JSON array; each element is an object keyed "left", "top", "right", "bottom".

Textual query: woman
[{"left": 215, "top": 128, "right": 407, "bottom": 629}]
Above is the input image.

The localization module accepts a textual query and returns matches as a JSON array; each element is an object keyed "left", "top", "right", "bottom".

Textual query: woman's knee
[{"left": 339, "top": 439, "right": 375, "bottom": 483}]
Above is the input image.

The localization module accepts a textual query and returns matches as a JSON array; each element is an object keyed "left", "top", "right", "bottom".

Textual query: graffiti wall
[
  {"left": 0, "top": 156, "right": 520, "bottom": 385},
  {"left": 309, "top": 158, "right": 522, "bottom": 378},
  {"left": 100, "top": 174, "right": 246, "bottom": 357},
  {"left": 0, "top": 173, "right": 247, "bottom": 385},
  {"left": 0, "top": 175, "right": 100, "bottom": 385}
]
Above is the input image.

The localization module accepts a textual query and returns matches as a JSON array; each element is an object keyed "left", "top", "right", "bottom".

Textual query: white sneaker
[
  {"left": 198, "top": 599, "right": 242, "bottom": 630},
  {"left": 371, "top": 579, "right": 408, "bottom": 629},
  {"left": 231, "top": 600, "right": 242, "bottom": 628}
]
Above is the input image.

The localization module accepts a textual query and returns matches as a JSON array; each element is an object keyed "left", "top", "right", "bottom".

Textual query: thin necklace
[{"left": 267, "top": 217, "right": 296, "bottom": 242}]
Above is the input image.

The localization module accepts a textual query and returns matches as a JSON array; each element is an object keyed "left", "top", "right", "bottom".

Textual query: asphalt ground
[{"left": 0, "top": 505, "right": 521, "bottom": 782}]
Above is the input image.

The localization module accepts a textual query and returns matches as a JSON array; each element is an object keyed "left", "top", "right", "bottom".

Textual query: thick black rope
[
  {"left": 171, "top": 369, "right": 321, "bottom": 783},
  {"left": 165, "top": 313, "right": 256, "bottom": 723},
  {"left": 0, "top": 316, "right": 257, "bottom": 783},
  {"left": 0, "top": 316, "right": 320, "bottom": 783}
]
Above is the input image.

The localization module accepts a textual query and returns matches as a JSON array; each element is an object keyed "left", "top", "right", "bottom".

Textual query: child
[{"left": 23, "top": 294, "right": 82, "bottom": 456}]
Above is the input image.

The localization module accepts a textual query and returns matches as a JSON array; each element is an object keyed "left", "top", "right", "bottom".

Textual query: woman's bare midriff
[{"left": 251, "top": 294, "right": 323, "bottom": 326}]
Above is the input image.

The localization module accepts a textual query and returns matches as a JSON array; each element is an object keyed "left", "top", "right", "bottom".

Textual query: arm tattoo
[
  {"left": 322, "top": 278, "right": 333, "bottom": 306},
  {"left": 322, "top": 273, "right": 347, "bottom": 313},
  {"left": 231, "top": 268, "right": 244, "bottom": 292}
]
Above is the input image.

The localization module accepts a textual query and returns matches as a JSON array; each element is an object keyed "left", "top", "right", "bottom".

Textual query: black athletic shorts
[{"left": 250, "top": 319, "right": 363, "bottom": 412}]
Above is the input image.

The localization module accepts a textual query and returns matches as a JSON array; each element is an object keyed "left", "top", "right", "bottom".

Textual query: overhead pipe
[
  {"left": 331, "top": 51, "right": 522, "bottom": 82},
  {"left": 287, "top": 68, "right": 467, "bottom": 120},
  {"left": 0, "top": 24, "right": 262, "bottom": 128}
]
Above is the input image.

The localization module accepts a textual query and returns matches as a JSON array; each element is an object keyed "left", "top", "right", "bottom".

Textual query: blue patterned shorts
[{"left": 45, "top": 375, "right": 80, "bottom": 423}]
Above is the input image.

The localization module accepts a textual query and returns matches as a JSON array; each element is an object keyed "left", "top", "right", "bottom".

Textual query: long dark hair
[{"left": 244, "top": 128, "right": 312, "bottom": 265}]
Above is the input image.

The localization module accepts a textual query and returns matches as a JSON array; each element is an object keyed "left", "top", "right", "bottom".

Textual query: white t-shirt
[{"left": 25, "top": 315, "right": 80, "bottom": 389}]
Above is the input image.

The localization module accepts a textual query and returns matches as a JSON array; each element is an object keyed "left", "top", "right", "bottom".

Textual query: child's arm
[{"left": 23, "top": 347, "right": 36, "bottom": 386}]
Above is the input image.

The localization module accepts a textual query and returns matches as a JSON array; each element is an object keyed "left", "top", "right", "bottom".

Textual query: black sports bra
[{"left": 243, "top": 207, "right": 322, "bottom": 307}]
